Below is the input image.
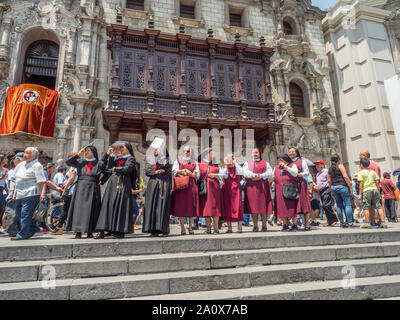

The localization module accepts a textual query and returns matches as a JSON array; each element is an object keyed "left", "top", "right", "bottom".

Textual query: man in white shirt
[{"left": 11, "top": 147, "right": 47, "bottom": 240}]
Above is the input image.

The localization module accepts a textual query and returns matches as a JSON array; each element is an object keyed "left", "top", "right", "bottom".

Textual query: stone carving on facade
[{"left": 266, "top": 0, "right": 339, "bottom": 162}]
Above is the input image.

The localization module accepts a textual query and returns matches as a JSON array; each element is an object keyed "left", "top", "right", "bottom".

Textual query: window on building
[
  {"left": 22, "top": 40, "right": 59, "bottom": 90},
  {"left": 126, "top": 0, "right": 145, "bottom": 10},
  {"left": 180, "top": 4, "right": 195, "bottom": 19},
  {"left": 283, "top": 21, "right": 293, "bottom": 35},
  {"left": 289, "top": 82, "right": 306, "bottom": 117},
  {"left": 229, "top": 12, "right": 242, "bottom": 27},
  {"left": 283, "top": 18, "right": 296, "bottom": 35}
]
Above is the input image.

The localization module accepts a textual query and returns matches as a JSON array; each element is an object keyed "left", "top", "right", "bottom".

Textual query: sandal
[{"left": 204, "top": 230, "right": 211, "bottom": 234}]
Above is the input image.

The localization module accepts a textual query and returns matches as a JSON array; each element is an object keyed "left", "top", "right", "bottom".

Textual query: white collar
[{"left": 85, "top": 158, "right": 96, "bottom": 162}]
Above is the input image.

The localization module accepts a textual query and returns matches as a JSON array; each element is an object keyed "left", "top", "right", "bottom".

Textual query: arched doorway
[
  {"left": 22, "top": 40, "right": 59, "bottom": 89},
  {"left": 289, "top": 82, "right": 306, "bottom": 117}
]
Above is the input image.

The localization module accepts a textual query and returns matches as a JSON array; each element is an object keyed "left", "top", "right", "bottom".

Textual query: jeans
[
  {"left": 384, "top": 199, "right": 397, "bottom": 222},
  {"left": 132, "top": 195, "right": 139, "bottom": 224},
  {"left": 243, "top": 213, "right": 250, "bottom": 226},
  {"left": 0, "top": 186, "right": 5, "bottom": 221},
  {"left": 331, "top": 185, "right": 353, "bottom": 224},
  {"left": 57, "top": 195, "right": 72, "bottom": 228},
  {"left": 14, "top": 195, "right": 41, "bottom": 239}
]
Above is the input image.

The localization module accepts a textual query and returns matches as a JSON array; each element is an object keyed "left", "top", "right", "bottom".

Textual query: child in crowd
[{"left": 358, "top": 158, "right": 387, "bottom": 229}]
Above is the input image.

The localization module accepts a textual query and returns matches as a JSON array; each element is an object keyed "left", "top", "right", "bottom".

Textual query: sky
[{"left": 312, "top": 0, "right": 339, "bottom": 10}]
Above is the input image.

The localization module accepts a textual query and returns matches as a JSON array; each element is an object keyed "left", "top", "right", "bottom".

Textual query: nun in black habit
[
  {"left": 143, "top": 143, "right": 172, "bottom": 237},
  {"left": 65, "top": 145, "right": 106, "bottom": 239},
  {"left": 95, "top": 141, "right": 137, "bottom": 239}
]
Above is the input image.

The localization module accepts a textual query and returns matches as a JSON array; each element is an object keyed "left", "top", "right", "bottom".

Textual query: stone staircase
[{"left": 1, "top": 229, "right": 400, "bottom": 300}]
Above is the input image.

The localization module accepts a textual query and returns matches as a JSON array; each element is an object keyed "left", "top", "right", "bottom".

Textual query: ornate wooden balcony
[{"left": 103, "top": 24, "right": 282, "bottom": 147}]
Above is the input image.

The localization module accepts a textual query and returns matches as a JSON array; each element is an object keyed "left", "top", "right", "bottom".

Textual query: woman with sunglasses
[{"left": 171, "top": 147, "right": 199, "bottom": 235}]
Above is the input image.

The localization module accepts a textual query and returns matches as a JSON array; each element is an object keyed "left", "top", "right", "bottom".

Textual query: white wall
[{"left": 385, "top": 74, "right": 400, "bottom": 160}]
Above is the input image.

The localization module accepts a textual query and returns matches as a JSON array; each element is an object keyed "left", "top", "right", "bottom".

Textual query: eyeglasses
[{"left": 184, "top": 150, "right": 190, "bottom": 153}]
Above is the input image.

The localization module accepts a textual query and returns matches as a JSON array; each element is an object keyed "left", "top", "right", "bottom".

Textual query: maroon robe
[
  {"left": 198, "top": 163, "right": 223, "bottom": 217},
  {"left": 274, "top": 163, "right": 299, "bottom": 218},
  {"left": 222, "top": 166, "right": 243, "bottom": 222},
  {"left": 293, "top": 158, "right": 312, "bottom": 214},
  {"left": 171, "top": 159, "right": 199, "bottom": 217},
  {"left": 244, "top": 160, "right": 273, "bottom": 215}
]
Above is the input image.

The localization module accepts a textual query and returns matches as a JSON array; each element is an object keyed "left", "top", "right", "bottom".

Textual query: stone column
[
  {"left": 65, "top": 29, "right": 77, "bottom": 70},
  {"left": 78, "top": 18, "right": 93, "bottom": 75},
  {"left": 0, "top": 17, "right": 13, "bottom": 61}
]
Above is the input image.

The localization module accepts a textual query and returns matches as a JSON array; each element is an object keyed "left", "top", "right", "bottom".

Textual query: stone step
[
  {"left": 1, "top": 241, "right": 400, "bottom": 284},
  {"left": 1, "top": 256, "right": 400, "bottom": 300},
  {"left": 126, "top": 274, "right": 400, "bottom": 300},
  {"left": 1, "top": 229, "right": 399, "bottom": 262}
]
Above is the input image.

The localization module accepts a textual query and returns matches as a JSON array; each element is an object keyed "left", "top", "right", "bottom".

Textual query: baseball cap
[
  {"left": 314, "top": 160, "right": 325, "bottom": 166},
  {"left": 13, "top": 152, "right": 24, "bottom": 159}
]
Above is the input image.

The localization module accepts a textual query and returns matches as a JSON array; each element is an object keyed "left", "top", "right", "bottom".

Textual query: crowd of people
[{"left": 0, "top": 143, "right": 398, "bottom": 241}]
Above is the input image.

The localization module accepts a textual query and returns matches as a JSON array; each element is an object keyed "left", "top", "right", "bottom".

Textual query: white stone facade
[
  {"left": 0, "top": 0, "right": 339, "bottom": 171},
  {"left": 323, "top": 0, "right": 400, "bottom": 174}
]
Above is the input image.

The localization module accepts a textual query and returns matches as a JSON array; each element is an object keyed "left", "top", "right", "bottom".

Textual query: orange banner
[{"left": 0, "top": 84, "right": 59, "bottom": 137}]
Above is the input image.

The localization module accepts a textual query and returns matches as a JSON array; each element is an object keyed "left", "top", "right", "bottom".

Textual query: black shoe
[
  {"left": 213, "top": 230, "right": 220, "bottom": 234},
  {"left": 113, "top": 233, "right": 124, "bottom": 239},
  {"left": 188, "top": 229, "right": 194, "bottom": 235},
  {"left": 204, "top": 230, "right": 211, "bottom": 234},
  {"left": 261, "top": 227, "right": 267, "bottom": 232},
  {"left": 304, "top": 226, "right": 311, "bottom": 231},
  {"left": 340, "top": 223, "right": 348, "bottom": 228},
  {"left": 290, "top": 225, "right": 298, "bottom": 232},
  {"left": 281, "top": 225, "right": 290, "bottom": 232},
  {"left": 252, "top": 226, "right": 259, "bottom": 232},
  {"left": 87, "top": 233, "right": 94, "bottom": 239},
  {"left": 94, "top": 231, "right": 104, "bottom": 239},
  {"left": 75, "top": 232, "right": 82, "bottom": 239},
  {"left": 160, "top": 233, "right": 168, "bottom": 237},
  {"left": 150, "top": 233, "right": 158, "bottom": 237},
  {"left": 226, "top": 229, "right": 233, "bottom": 234},
  {"left": 181, "top": 229, "right": 186, "bottom": 236},
  {"left": 104, "top": 231, "right": 113, "bottom": 237}
]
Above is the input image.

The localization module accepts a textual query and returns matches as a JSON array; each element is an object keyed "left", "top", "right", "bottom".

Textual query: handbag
[
  {"left": 280, "top": 168, "right": 299, "bottom": 200},
  {"left": 197, "top": 165, "right": 210, "bottom": 196},
  {"left": 173, "top": 160, "right": 190, "bottom": 190},
  {"left": 33, "top": 201, "right": 48, "bottom": 223}
]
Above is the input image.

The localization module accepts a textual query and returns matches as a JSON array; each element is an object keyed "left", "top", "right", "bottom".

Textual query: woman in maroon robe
[
  {"left": 221, "top": 155, "right": 243, "bottom": 233},
  {"left": 171, "top": 147, "right": 199, "bottom": 235},
  {"left": 288, "top": 147, "right": 312, "bottom": 231},
  {"left": 273, "top": 153, "right": 300, "bottom": 232},
  {"left": 243, "top": 148, "right": 273, "bottom": 232},
  {"left": 198, "top": 148, "right": 223, "bottom": 234}
]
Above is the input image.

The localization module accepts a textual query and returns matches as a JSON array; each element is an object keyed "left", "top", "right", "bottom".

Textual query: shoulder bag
[
  {"left": 280, "top": 167, "right": 299, "bottom": 200},
  {"left": 197, "top": 165, "right": 210, "bottom": 196},
  {"left": 173, "top": 159, "right": 190, "bottom": 190}
]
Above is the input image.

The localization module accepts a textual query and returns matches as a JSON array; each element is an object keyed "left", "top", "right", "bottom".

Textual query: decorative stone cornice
[
  {"left": 222, "top": 24, "right": 252, "bottom": 37},
  {"left": 172, "top": 16, "right": 205, "bottom": 29},
  {"left": 122, "top": 7, "right": 151, "bottom": 20},
  {"left": 323, "top": 2, "right": 391, "bottom": 35}
]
